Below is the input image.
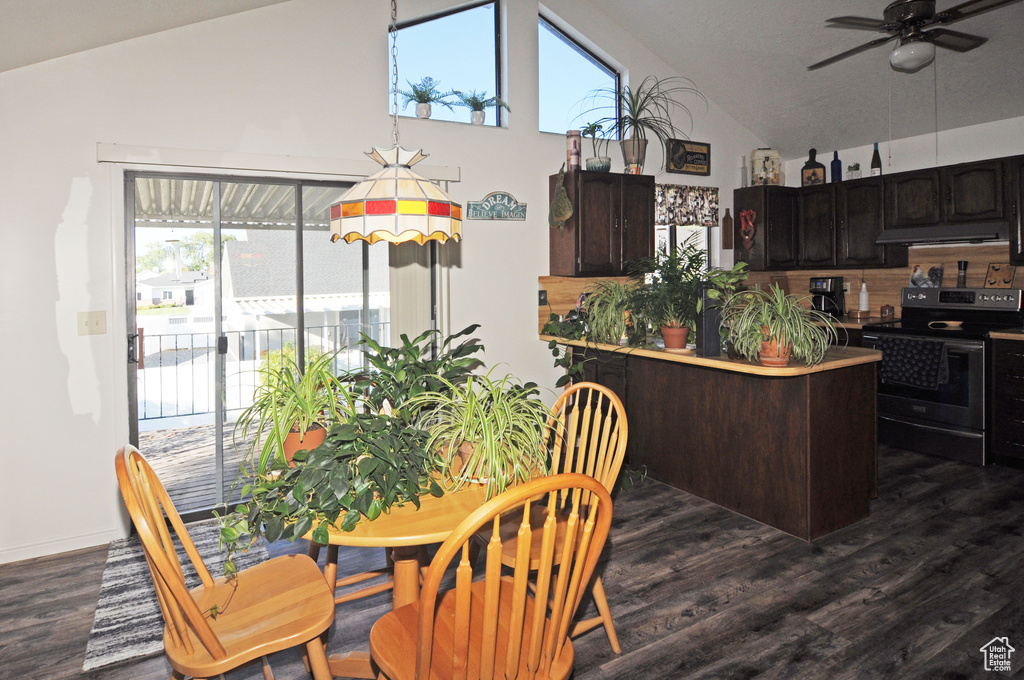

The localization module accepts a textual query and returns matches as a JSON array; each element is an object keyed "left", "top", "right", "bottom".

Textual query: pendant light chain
[{"left": 390, "top": 0, "right": 400, "bottom": 146}]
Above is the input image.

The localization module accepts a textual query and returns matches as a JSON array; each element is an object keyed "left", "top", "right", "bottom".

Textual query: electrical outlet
[
  {"left": 78, "top": 310, "right": 107, "bottom": 336},
  {"left": 842, "top": 283, "right": 851, "bottom": 294},
  {"left": 538, "top": 289, "right": 548, "bottom": 306}
]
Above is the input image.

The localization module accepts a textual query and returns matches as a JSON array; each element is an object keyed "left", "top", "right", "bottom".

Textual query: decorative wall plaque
[{"left": 467, "top": 192, "right": 527, "bottom": 221}]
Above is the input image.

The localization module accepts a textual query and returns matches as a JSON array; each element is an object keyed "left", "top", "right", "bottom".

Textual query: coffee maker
[{"left": 809, "top": 276, "right": 845, "bottom": 318}]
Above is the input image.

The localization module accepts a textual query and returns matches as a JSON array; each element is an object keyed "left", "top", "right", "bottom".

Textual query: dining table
[{"left": 305, "top": 482, "right": 492, "bottom": 679}]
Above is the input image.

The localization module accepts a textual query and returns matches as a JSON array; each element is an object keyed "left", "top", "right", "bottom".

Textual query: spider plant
[
  {"left": 407, "top": 371, "right": 551, "bottom": 498},
  {"left": 719, "top": 284, "right": 837, "bottom": 367},
  {"left": 585, "top": 280, "right": 636, "bottom": 345}
]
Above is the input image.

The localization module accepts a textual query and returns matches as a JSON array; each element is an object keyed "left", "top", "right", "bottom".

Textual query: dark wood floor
[{"left": 3, "top": 444, "right": 1023, "bottom": 679}]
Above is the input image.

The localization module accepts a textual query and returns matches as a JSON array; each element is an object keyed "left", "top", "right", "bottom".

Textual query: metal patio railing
[{"left": 137, "top": 321, "right": 389, "bottom": 421}]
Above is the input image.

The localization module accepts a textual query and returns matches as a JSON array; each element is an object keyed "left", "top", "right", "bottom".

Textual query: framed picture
[
  {"left": 985, "top": 263, "right": 1017, "bottom": 288},
  {"left": 801, "top": 167, "right": 825, "bottom": 186},
  {"left": 667, "top": 140, "right": 711, "bottom": 176}
]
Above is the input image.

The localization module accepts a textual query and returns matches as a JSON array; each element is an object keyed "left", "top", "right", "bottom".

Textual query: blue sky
[{"left": 392, "top": 3, "right": 616, "bottom": 134}]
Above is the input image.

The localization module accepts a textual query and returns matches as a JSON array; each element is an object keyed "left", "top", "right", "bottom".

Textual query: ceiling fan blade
[
  {"left": 925, "top": 27, "right": 988, "bottom": 51},
  {"left": 934, "top": 0, "right": 1022, "bottom": 24},
  {"left": 807, "top": 35, "right": 897, "bottom": 70},
  {"left": 825, "top": 15, "right": 898, "bottom": 31}
]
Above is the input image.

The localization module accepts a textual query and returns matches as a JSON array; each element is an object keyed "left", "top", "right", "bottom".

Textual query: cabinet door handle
[{"left": 614, "top": 215, "right": 619, "bottom": 232}]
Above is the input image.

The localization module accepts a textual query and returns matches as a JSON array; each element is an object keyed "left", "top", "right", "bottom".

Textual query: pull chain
[{"left": 391, "top": 0, "right": 400, "bottom": 146}]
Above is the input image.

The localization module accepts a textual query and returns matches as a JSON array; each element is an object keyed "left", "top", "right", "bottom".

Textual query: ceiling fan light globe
[{"left": 890, "top": 39, "right": 936, "bottom": 72}]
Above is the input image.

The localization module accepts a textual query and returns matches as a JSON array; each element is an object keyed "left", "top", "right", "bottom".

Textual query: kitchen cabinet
[
  {"left": 991, "top": 339, "right": 1024, "bottom": 464},
  {"left": 733, "top": 185, "right": 799, "bottom": 270},
  {"left": 885, "top": 159, "right": 1005, "bottom": 229},
  {"left": 1010, "top": 156, "right": 1024, "bottom": 265},
  {"left": 835, "top": 177, "right": 907, "bottom": 267},
  {"left": 572, "top": 346, "right": 627, "bottom": 404},
  {"left": 798, "top": 184, "right": 835, "bottom": 268},
  {"left": 548, "top": 170, "right": 654, "bottom": 277}
]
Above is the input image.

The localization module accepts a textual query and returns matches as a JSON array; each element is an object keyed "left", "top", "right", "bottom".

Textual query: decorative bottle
[
  {"left": 859, "top": 280, "right": 870, "bottom": 312},
  {"left": 741, "top": 155, "right": 748, "bottom": 188},
  {"left": 801, "top": 149, "right": 826, "bottom": 187},
  {"left": 721, "top": 208, "right": 733, "bottom": 250},
  {"left": 831, "top": 151, "right": 842, "bottom": 183},
  {"left": 870, "top": 143, "right": 882, "bottom": 176}
]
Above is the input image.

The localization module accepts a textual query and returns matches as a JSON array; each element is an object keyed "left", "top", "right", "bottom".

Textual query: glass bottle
[
  {"left": 741, "top": 156, "right": 748, "bottom": 188},
  {"left": 831, "top": 151, "right": 842, "bottom": 183},
  {"left": 870, "top": 143, "right": 882, "bottom": 176}
]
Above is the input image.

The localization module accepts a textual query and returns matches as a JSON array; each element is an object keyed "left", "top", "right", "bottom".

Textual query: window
[
  {"left": 538, "top": 15, "right": 618, "bottom": 135},
  {"left": 391, "top": 2, "right": 502, "bottom": 125}
]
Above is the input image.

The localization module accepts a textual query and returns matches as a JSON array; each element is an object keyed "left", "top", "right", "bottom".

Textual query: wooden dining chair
[
  {"left": 369, "top": 473, "right": 613, "bottom": 680},
  {"left": 115, "top": 446, "right": 336, "bottom": 680},
  {"left": 493, "top": 381, "right": 628, "bottom": 653}
]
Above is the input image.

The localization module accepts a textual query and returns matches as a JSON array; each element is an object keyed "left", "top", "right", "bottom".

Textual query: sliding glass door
[{"left": 126, "top": 173, "right": 385, "bottom": 518}]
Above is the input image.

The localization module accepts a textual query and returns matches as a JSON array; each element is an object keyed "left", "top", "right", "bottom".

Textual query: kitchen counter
[
  {"left": 990, "top": 328, "right": 1024, "bottom": 340},
  {"left": 540, "top": 335, "right": 881, "bottom": 376},
  {"left": 550, "top": 337, "right": 878, "bottom": 541}
]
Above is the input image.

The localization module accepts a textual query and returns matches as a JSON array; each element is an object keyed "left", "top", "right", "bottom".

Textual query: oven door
[{"left": 863, "top": 333, "right": 986, "bottom": 464}]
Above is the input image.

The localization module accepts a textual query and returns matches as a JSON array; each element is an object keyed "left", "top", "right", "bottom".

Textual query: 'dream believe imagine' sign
[{"left": 466, "top": 192, "right": 527, "bottom": 221}]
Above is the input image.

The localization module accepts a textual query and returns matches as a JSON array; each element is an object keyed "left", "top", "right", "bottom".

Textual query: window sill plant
[
  {"left": 396, "top": 76, "right": 453, "bottom": 119},
  {"left": 452, "top": 89, "right": 509, "bottom": 125}
]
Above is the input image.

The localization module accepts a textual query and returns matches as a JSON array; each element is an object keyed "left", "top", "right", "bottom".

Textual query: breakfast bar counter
[{"left": 544, "top": 336, "right": 882, "bottom": 541}]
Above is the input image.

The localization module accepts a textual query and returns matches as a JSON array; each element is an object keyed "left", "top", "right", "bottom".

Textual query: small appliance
[{"left": 809, "top": 276, "right": 846, "bottom": 318}]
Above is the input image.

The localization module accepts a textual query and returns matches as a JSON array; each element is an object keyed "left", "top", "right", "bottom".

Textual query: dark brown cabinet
[
  {"left": 573, "top": 346, "right": 627, "bottom": 404},
  {"left": 885, "top": 159, "right": 1005, "bottom": 229},
  {"left": 835, "top": 177, "right": 907, "bottom": 268},
  {"left": 548, "top": 170, "right": 654, "bottom": 276},
  {"left": 1010, "top": 156, "right": 1024, "bottom": 265},
  {"left": 798, "top": 184, "right": 835, "bottom": 268},
  {"left": 733, "top": 185, "right": 798, "bottom": 270},
  {"left": 990, "top": 339, "right": 1024, "bottom": 463}
]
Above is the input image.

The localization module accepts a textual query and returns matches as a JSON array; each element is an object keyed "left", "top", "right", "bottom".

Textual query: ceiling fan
[{"left": 807, "top": 0, "right": 1022, "bottom": 73}]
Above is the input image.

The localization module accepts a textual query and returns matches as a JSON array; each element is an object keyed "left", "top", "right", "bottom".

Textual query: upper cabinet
[
  {"left": 733, "top": 185, "right": 798, "bottom": 271},
  {"left": 549, "top": 170, "right": 654, "bottom": 277},
  {"left": 885, "top": 159, "right": 1005, "bottom": 228},
  {"left": 798, "top": 184, "right": 835, "bottom": 268},
  {"left": 835, "top": 177, "right": 907, "bottom": 268}
]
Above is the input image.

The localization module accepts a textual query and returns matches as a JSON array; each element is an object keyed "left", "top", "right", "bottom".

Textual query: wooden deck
[{"left": 139, "top": 423, "right": 252, "bottom": 513}]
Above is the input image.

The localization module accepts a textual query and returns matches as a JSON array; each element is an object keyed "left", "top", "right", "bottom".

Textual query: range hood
[{"left": 875, "top": 221, "right": 1009, "bottom": 246}]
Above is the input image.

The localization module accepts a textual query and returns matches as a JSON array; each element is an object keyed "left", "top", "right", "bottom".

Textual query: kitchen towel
[{"left": 877, "top": 335, "right": 949, "bottom": 390}]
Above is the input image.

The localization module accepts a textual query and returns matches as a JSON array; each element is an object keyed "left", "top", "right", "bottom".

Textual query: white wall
[
  {"left": 782, "top": 116, "right": 1024, "bottom": 184},
  {"left": 0, "top": 0, "right": 758, "bottom": 561}
]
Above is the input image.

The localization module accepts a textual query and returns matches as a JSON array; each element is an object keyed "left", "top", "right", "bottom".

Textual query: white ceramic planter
[
  {"left": 416, "top": 102, "right": 431, "bottom": 119},
  {"left": 470, "top": 110, "right": 486, "bottom": 125}
]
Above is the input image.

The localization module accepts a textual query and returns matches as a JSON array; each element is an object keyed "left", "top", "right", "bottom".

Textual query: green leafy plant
[
  {"left": 578, "top": 75, "right": 706, "bottom": 168},
  {"left": 396, "top": 77, "right": 454, "bottom": 109},
  {"left": 451, "top": 89, "right": 510, "bottom": 113},
  {"left": 585, "top": 280, "right": 635, "bottom": 345},
  {"left": 234, "top": 350, "right": 350, "bottom": 474},
  {"left": 408, "top": 371, "right": 551, "bottom": 499},
  {"left": 541, "top": 307, "right": 588, "bottom": 388},
  {"left": 580, "top": 121, "right": 608, "bottom": 158},
  {"left": 629, "top": 238, "right": 706, "bottom": 333},
  {"left": 720, "top": 284, "right": 837, "bottom": 366},
  {"left": 217, "top": 410, "right": 442, "bottom": 571},
  {"left": 344, "top": 325, "right": 484, "bottom": 423}
]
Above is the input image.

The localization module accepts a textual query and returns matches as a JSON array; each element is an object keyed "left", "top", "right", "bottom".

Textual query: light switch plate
[{"left": 78, "top": 310, "right": 107, "bottom": 335}]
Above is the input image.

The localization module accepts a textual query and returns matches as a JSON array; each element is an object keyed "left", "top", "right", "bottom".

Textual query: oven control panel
[{"left": 902, "top": 287, "right": 1021, "bottom": 311}]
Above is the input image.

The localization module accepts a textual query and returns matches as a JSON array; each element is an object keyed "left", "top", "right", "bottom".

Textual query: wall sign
[
  {"left": 466, "top": 192, "right": 527, "bottom": 220},
  {"left": 667, "top": 140, "right": 711, "bottom": 176}
]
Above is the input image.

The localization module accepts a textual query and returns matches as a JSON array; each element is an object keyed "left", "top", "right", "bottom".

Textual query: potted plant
[
  {"left": 585, "top": 279, "right": 636, "bottom": 345},
  {"left": 344, "top": 324, "right": 484, "bottom": 424},
  {"left": 579, "top": 75, "right": 705, "bottom": 173},
  {"left": 234, "top": 349, "right": 348, "bottom": 474},
  {"left": 580, "top": 121, "right": 611, "bottom": 172},
  {"left": 629, "top": 238, "right": 706, "bottom": 349},
  {"left": 407, "top": 371, "right": 551, "bottom": 499},
  {"left": 216, "top": 408, "right": 442, "bottom": 571},
  {"left": 451, "top": 89, "right": 510, "bottom": 125},
  {"left": 396, "top": 77, "right": 453, "bottom": 119},
  {"left": 719, "top": 284, "right": 837, "bottom": 367}
]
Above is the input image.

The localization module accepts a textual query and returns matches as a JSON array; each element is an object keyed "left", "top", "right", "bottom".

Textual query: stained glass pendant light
[{"left": 330, "top": 0, "right": 461, "bottom": 246}]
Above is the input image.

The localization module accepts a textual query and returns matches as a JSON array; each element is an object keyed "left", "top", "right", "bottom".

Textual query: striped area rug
[{"left": 82, "top": 519, "right": 267, "bottom": 671}]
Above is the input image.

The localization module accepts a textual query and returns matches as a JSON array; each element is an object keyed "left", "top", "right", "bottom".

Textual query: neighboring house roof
[{"left": 224, "top": 228, "right": 388, "bottom": 299}]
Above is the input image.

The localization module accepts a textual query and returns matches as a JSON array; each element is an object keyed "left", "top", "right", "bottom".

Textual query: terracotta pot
[
  {"left": 661, "top": 325, "right": 690, "bottom": 349},
  {"left": 758, "top": 335, "right": 793, "bottom": 367},
  {"left": 283, "top": 424, "right": 326, "bottom": 466}
]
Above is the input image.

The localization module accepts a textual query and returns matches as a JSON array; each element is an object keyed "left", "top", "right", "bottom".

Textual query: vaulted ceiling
[{"left": 3, "top": 0, "right": 1022, "bottom": 161}]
